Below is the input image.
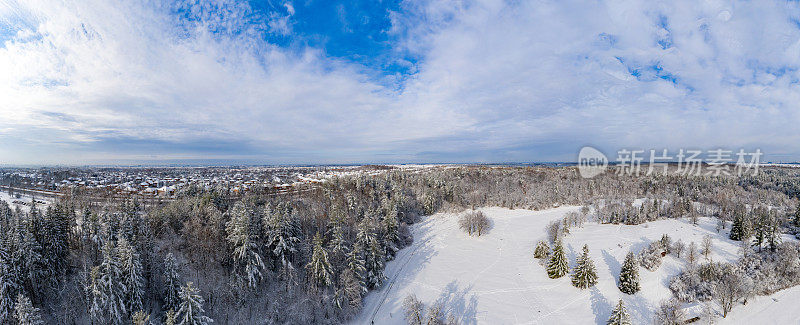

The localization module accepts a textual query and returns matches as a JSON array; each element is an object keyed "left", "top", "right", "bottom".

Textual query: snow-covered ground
[
  {"left": 720, "top": 285, "right": 800, "bottom": 324},
  {"left": 354, "top": 207, "right": 751, "bottom": 324},
  {"left": 0, "top": 191, "right": 53, "bottom": 211}
]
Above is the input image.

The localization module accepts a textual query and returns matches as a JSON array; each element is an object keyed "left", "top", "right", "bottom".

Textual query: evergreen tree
[
  {"left": 17, "top": 219, "right": 43, "bottom": 298},
  {"left": 547, "top": 240, "right": 568, "bottom": 279},
  {"left": 163, "top": 253, "right": 181, "bottom": 313},
  {"left": 729, "top": 213, "right": 746, "bottom": 241},
  {"left": 14, "top": 293, "right": 43, "bottom": 325},
  {"left": 83, "top": 208, "right": 102, "bottom": 255},
  {"left": 132, "top": 310, "right": 151, "bottom": 325},
  {"left": 356, "top": 218, "right": 385, "bottom": 288},
  {"left": 659, "top": 234, "right": 672, "bottom": 253},
  {"left": 794, "top": 204, "right": 800, "bottom": 227},
  {"left": 607, "top": 299, "right": 631, "bottom": 325},
  {"left": 382, "top": 207, "right": 400, "bottom": 259},
  {"left": 98, "top": 241, "right": 126, "bottom": 324},
  {"left": 765, "top": 211, "right": 782, "bottom": 252},
  {"left": 176, "top": 282, "right": 213, "bottom": 325},
  {"left": 533, "top": 241, "right": 549, "bottom": 259},
  {"left": 337, "top": 248, "right": 367, "bottom": 309},
  {"left": 46, "top": 203, "right": 70, "bottom": 276},
  {"left": 264, "top": 203, "right": 301, "bottom": 276},
  {"left": 327, "top": 210, "right": 348, "bottom": 259},
  {"left": 117, "top": 237, "right": 144, "bottom": 315},
  {"left": 752, "top": 212, "right": 767, "bottom": 251},
  {"left": 87, "top": 266, "right": 104, "bottom": 324},
  {"left": 225, "top": 202, "right": 265, "bottom": 288},
  {"left": 618, "top": 252, "right": 640, "bottom": 294},
  {"left": 165, "top": 309, "right": 177, "bottom": 325},
  {"left": 0, "top": 243, "right": 17, "bottom": 324},
  {"left": 571, "top": 245, "right": 598, "bottom": 289},
  {"left": 307, "top": 232, "right": 334, "bottom": 288}
]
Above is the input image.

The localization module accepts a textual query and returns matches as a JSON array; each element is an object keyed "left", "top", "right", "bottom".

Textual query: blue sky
[{"left": 2, "top": 0, "right": 800, "bottom": 165}]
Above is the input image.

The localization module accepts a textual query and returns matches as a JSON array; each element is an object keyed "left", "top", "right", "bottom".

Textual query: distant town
[{"left": 0, "top": 165, "right": 404, "bottom": 201}]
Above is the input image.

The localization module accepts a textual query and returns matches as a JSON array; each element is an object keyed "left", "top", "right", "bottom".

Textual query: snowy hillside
[{"left": 353, "top": 207, "right": 755, "bottom": 324}]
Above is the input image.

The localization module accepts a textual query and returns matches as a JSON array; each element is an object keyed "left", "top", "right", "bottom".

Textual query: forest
[{"left": 2, "top": 165, "right": 800, "bottom": 324}]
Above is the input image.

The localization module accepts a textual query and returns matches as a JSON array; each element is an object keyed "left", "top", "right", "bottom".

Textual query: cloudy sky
[{"left": 1, "top": 0, "right": 800, "bottom": 165}]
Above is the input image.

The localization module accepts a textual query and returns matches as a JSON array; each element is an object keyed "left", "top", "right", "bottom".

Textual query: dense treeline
[{"left": 1, "top": 166, "right": 799, "bottom": 324}]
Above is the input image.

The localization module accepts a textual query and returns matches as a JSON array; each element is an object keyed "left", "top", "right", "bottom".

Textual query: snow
[
  {"left": 354, "top": 207, "right": 745, "bottom": 324},
  {"left": 720, "top": 286, "right": 800, "bottom": 324},
  {"left": 0, "top": 191, "right": 52, "bottom": 211}
]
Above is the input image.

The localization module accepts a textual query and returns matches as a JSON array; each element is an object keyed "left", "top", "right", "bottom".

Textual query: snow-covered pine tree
[
  {"left": 163, "top": 253, "right": 181, "bottom": 313},
  {"left": 327, "top": 209, "right": 348, "bottom": 259},
  {"left": 659, "top": 234, "right": 671, "bottom": 254},
  {"left": 729, "top": 213, "right": 746, "bottom": 241},
  {"left": 14, "top": 293, "right": 43, "bottom": 325},
  {"left": 752, "top": 212, "right": 767, "bottom": 252},
  {"left": 618, "top": 251, "right": 640, "bottom": 294},
  {"left": 7, "top": 218, "right": 25, "bottom": 297},
  {"left": 40, "top": 206, "right": 60, "bottom": 277},
  {"left": 176, "top": 282, "right": 213, "bottom": 325},
  {"left": 264, "top": 203, "right": 301, "bottom": 277},
  {"left": 356, "top": 218, "right": 385, "bottom": 288},
  {"left": 17, "top": 221, "right": 43, "bottom": 298},
  {"left": 307, "top": 232, "right": 334, "bottom": 288},
  {"left": 794, "top": 204, "right": 800, "bottom": 227},
  {"left": 131, "top": 310, "right": 151, "bottom": 325},
  {"left": 533, "top": 241, "right": 549, "bottom": 259},
  {"left": 117, "top": 237, "right": 144, "bottom": 315},
  {"left": 765, "top": 212, "right": 782, "bottom": 252},
  {"left": 87, "top": 266, "right": 104, "bottom": 324},
  {"left": 119, "top": 201, "right": 139, "bottom": 243},
  {"left": 225, "top": 202, "right": 265, "bottom": 288},
  {"left": 571, "top": 244, "right": 598, "bottom": 289},
  {"left": 337, "top": 248, "right": 367, "bottom": 309},
  {"left": 607, "top": 299, "right": 631, "bottom": 325},
  {"left": 52, "top": 202, "right": 71, "bottom": 275},
  {"left": 382, "top": 204, "right": 400, "bottom": 259},
  {"left": 98, "top": 241, "right": 126, "bottom": 324},
  {"left": 83, "top": 208, "right": 102, "bottom": 253},
  {"left": 547, "top": 240, "right": 568, "bottom": 279},
  {"left": 0, "top": 244, "right": 17, "bottom": 324},
  {"left": 165, "top": 309, "right": 177, "bottom": 325}
]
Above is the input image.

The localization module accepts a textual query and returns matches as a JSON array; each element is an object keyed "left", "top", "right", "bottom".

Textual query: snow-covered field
[
  {"left": 720, "top": 285, "right": 800, "bottom": 324},
  {"left": 354, "top": 206, "right": 758, "bottom": 324},
  {"left": 0, "top": 191, "right": 52, "bottom": 211}
]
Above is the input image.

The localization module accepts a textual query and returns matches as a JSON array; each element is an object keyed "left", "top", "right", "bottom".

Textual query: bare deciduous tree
[
  {"left": 672, "top": 240, "right": 685, "bottom": 258},
  {"left": 702, "top": 235, "right": 713, "bottom": 261},
  {"left": 459, "top": 210, "right": 490, "bottom": 236},
  {"left": 402, "top": 294, "right": 424, "bottom": 325},
  {"left": 653, "top": 299, "right": 685, "bottom": 325},
  {"left": 687, "top": 242, "right": 698, "bottom": 267},
  {"left": 716, "top": 272, "right": 744, "bottom": 318}
]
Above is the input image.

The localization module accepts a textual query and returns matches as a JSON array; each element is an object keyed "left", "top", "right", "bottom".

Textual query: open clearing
[
  {"left": 354, "top": 206, "right": 753, "bottom": 324},
  {"left": 0, "top": 191, "right": 52, "bottom": 211}
]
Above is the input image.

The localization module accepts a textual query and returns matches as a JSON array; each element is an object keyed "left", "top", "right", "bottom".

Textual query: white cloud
[
  {"left": 390, "top": 0, "right": 800, "bottom": 161},
  {"left": 0, "top": 0, "right": 437, "bottom": 163},
  {"left": 2, "top": 0, "right": 800, "bottom": 164},
  {"left": 284, "top": 2, "right": 295, "bottom": 16}
]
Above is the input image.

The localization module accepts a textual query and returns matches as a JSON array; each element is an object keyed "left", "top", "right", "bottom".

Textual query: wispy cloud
[{"left": 1, "top": 0, "right": 800, "bottom": 164}]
